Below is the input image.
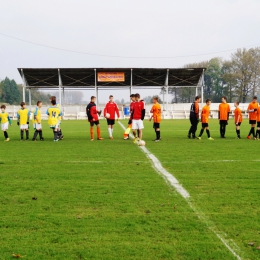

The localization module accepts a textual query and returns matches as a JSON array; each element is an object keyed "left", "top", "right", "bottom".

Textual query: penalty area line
[{"left": 118, "top": 121, "right": 242, "bottom": 260}]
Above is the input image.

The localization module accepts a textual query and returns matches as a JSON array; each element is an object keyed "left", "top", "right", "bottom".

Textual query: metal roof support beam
[
  {"left": 58, "top": 69, "right": 63, "bottom": 107},
  {"left": 28, "top": 88, "right": 31, "bottom": 111},
  {"left": 20, "top": 69, "right": 28, "bottom": 102},
  {"left": 165, "top": 69, "right": 169, "bottom": 116},
  {"left": 94, "top": 69, "right": 99, "bottom": 108},
  {"left": 130, "top": 69, "right": 133, "bottom": 96},
  {"left": 201, "top": 69, "right": 205, "bottom": 104}
]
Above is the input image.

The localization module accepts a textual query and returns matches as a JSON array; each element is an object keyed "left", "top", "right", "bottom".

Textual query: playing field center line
[{"left": 118, "top": 121, "right": 242, "bottom": 260}]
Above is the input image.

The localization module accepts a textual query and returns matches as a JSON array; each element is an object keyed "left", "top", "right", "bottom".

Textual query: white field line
[{"left": 118, "top": 121, "right": 242, "bottom": 260}]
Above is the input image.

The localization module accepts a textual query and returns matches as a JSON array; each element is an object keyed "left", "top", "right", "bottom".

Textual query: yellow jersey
[
  {"left": 47, "top": 106, "right": 61, "bottom": 126},
  {"left": 17, "top": 108, "right": 30, "bottom": 125},
  {"left": 151, "top": 103, "right": 162, "bottom": 123},
  {"left": 32, "top": 107, "right": 41, "bottom": 123},
  {"left": 0, "top": 111, "right": 12, "bottom": 124}
]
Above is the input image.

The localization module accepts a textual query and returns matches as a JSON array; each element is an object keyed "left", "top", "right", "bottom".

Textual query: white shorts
[
  {"left": 20, "top": 124, "right": 29, "bottom": 130},
  {"left": 1, "top": 122, "right": 8, "bottom": 131},
  {"left": 132, "top": 119, "right": 144, "bottom": 130},
  {"left": 33, "top": 123, "right": 42, "bottom": 130}
]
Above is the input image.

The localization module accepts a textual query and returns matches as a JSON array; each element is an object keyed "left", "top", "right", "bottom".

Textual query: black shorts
[
  {"left": 107, "top": 119, "right": 115, "bottom": 125},
  {"left": 202, "top": 123, "right": 208, "bottom": 128},
  {"left": 90, "top": 120, "right": 99, "bottom": 126},
  {"left": 153, "top": 123, "right": 160, "bottom": 129},
  {"left": 235, "top": 122, "right": 241, "bottom": 126},
  {"left": 249, "top": 120, "right": 256, "bottom": 125},
  {"left": 257, "top": 122, "right": 260, "bottom": 128},
  {"left": 219, "top": 120, "right": 228, "bottom": 125}
]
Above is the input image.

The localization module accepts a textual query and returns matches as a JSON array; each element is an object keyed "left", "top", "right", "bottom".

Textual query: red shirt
[
  {"left": 132, "top": 100, "right": 145, "bottom": 120},
  {"left": 130, "top": 101, "right": 135, "bottom": 120},
  {"left": 104, "top": 102, "right": 120, "bottom": 120}
]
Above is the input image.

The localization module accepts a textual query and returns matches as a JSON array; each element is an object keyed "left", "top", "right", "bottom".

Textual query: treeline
[
  {"left": 170, "top": 47, "right": 260, "bottom": 103},
  {"left": 0, "top": 77, "right": 51, "bottom": 105}
]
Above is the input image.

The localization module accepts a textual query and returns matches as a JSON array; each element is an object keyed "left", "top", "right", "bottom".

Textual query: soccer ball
[
  {"left": 105, "top": 113, "right": 110, "bottom": 118},
  {"left": 138, "top": 140, "right": 146, "bottom": 146}
]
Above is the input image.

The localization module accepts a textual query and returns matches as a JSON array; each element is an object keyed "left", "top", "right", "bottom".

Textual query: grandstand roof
[{"left": 18, "top": 68, "right": 206, "bottom": 89}]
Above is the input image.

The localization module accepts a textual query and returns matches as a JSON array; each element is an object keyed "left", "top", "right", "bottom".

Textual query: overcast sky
[{"left": 0, "top": 0, "right": 260, "bottom": 102}]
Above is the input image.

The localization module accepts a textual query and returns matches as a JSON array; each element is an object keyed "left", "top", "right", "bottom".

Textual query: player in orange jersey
[
  {"left": 197, "top": 99, "right": 214, "bottom": 140},
  {"left": 256, "top": 103, "right": 260, "bottom": 139},
  {"left": 246, "top": 96, "right": 258, "bottom": 140},
  {"left": 234, "top": 101, "right": 243, "bottom": 139},
  {"left": 149, "top": 96, "right": 162, "bottom": 142},
  {"left": 218, "top": 96, "right": 230, "bottom": 138}
]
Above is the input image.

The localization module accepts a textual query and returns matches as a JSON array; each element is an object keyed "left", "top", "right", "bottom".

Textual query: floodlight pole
[
  {"left": 28, "top": 88, "right": 31, "bottom": 110},
  {"left": 58, "top": 69, "right": 62, "bottom": 108},
  {"left": 94, "top": 69, "right": 98, "bottom": 108},
  {"left": 201, "top": 69, "right": 205, "bottom": 104}
]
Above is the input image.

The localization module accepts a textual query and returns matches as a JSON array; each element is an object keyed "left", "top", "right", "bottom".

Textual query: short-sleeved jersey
[
  {"left": 247, "top": 102, "right": 258, "bottom": 120},
  {"left": 32, "top": 107, "right": 41, "bottom": 123},
  {"left": 0, "top": 111, "right": 11, "bottom": 124},
  {"left": 257, "top": 107, "right": 260, "bottom": 122},
  {"left": 190, "top": 102, "right": 199, "bottom": 118},
  {"left": 86, "top": 102, "right": 99, "bottom": 122},
  {"left": 46, "top": 106, "right": 61, "bottom": 126},
  {"left": 218, "top": 103, "right": 230, "bottom": 120},
  {"left": 151, "top": 103, "right": 162, "bottom": 123},
  {"left": 132, "top": 100, "right": 145, "bottom": 120},
  {"left": 130, "top": 101, "right": 135, "bottom": 120},
  {"left": 17, "top": 108, "right": 30, "bottom": 125},
  {"left": 234, "top": 107, "right": 243, "bottom": 123},
  {"left": 104, "top": 102, "right": 120, "bottom": 120},
  {"left": 201, "top": 105, "right": 210, "bottom": 123}
]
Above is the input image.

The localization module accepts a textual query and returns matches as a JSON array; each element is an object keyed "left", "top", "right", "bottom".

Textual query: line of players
[
  {"left": 188, "top": 95, "right": 260, "bottom": 140},
  {"left": 0, "top": 96, "right": 63, "bottom": 142},
  {"left": 86, "top": 93, "right": 162, "bottom": 142},
  {"left": 0, "top": 93, "right": 162, "bottom": 142}
]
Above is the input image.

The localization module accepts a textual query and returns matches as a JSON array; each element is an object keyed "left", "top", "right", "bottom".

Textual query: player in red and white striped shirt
[
  {"left": 132, "top": 93, "right": 145, "bottom": 143},
  {"left": 104, "top": 95, "right": 120, "bottom": 140}
]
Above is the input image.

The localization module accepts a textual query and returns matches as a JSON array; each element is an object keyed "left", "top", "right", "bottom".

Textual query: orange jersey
[
  {"left": 234, "top": 108, "right": 243, "bottom": 123},
  {"left": 257, "top": 107, "right": 260, "bottom": 122},
  {"left": 151, "top": 103, "right": 162, "bottom": 123},
  {"left": 218, "top": 103, "right": 230, "bottom": 120},
  {"left": 247, "top": 102, "right": 258, "bottom": 120},
  {"left": 201, "top": 105, "right": 210, "bottom": 123}
]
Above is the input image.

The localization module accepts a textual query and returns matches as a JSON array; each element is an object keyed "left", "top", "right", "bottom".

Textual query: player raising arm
[
  {"left": 0, "top": 105, "right": 12, "bottom": 141},
  {"left": 149, "top": 96, "right": 162, "bottom": 142},
  {"left": 247, "top": 96, "right": 258, "bottom": 140},
  {"left": 198, "top": 99, "right": 214, "bottom": 140},
  {"left": 32, "top": 101, "right": 44, "bottom": 141},
  {"left": 104, "top": 95, "right": 120, "bottom": 140},
  {"left": 17, "top": 102, "right": 30, "bottom": 141},
  {"left": 86, "top": 96, "right": 103, "bottom": 141},
  {"left": 218, "top": 96, "right": 230, "bottom": 138},
  {"left": 234, "top": 102, "right": 242, "bottom": 139}
]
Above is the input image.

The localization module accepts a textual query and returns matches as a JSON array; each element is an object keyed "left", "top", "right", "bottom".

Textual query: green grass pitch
[{"left": 0, "top": 119, "right": 260, "bottom": 259}]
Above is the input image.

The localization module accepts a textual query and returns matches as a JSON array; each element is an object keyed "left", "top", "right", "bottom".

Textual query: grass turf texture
[{"left": 0, "top": 119, "right": 259, "bottom": 259}]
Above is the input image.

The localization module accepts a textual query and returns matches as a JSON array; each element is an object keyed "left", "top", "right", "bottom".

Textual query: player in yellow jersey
[
  {"left": 198, "top": 99, "right": 214, "bottom": 140},
  {"left": 149, "top": 96, "right": 162, "bottom": 142},
  {"left": 47, "top": 99, "right": 62, "bottom": 141},
  {"left": 50, "top": 96, "right": 63, "bottom": 140},
  {"left": 17, "top": 102, "right": 30, "bottom": 141},
  {"left": 0, "top": 105, "right": 12, "bottom": 141},
  {"left": 32, "top": 101, "right": 44, "bottom": 141}
]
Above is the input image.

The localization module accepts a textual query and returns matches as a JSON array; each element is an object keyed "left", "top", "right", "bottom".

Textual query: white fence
[{"left": 5, "top": 103, "right": 251, "bottom": 120}]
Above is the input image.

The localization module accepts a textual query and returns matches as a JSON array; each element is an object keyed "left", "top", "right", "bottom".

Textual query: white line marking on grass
[{"left": 118, "top": 121, "right": 242, "bottom": 260}]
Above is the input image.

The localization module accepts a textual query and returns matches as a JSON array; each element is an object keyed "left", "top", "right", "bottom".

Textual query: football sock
[
  {"left": 223, "top": 125, "right": 226, "bottom": 136},
  {"left": 220, "top": 126, "right": 223, "bottom": 136},
  {"left": 59, "top": 129, "right": 62, "bottom": 136},
  {"left": 33, "top": 130, "right": 39, "bottom": 139},
  {"left": 97, "top": 128, "right": 101, "bottom": 138},
  {"left": 237, "top": 129, "right": 240, "bottom": 137},
  {"left": 199, "top": 129, "right": 204, "bottom": 137},
  {"left": 206, "top": 129, "right": 210, "bottom": 138},
  {"left": 257, "top": 129, "right": 260, "bottom": 138},
  {"left": 4, "top": 131, "right": 8, "bottom": 138},
  {"left": 20, "top": 130, "right": 24, "bottom": 139},
  {"left": 39, "top": 130, "right": 43, "bottom": 139},
  {"left": 248, "top": 128, "right": 252, "bottom": 136},
  {"left": 26, "top": 130, "right": 29, "bottom": 139},
  {"left": 252, "top": 127, "right": 255, "bottom": 137},
  {"left": 54, "top": 131, "right": 58, "bottom": 140},
  {"left": 108, "top": 128, "right": 112, "bottom": 136},
  {"left": 156, "top": 130, "right": 160, "bottom": 139},
  {"left": 90, "top": 127, "right": 94, "bottom": 139}
]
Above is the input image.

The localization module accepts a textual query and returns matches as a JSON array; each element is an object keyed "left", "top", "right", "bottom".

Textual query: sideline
[{"left": 118, "top": 121, "right": 242, "bottom": 260}]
